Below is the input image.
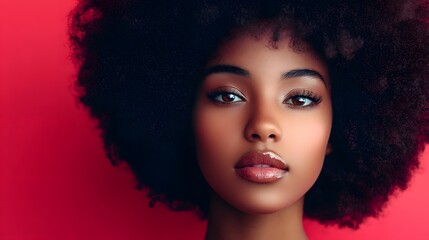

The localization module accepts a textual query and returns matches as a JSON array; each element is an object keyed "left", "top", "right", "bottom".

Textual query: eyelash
[
  {"left": 283, "top": 89, "right": 322, "bottom": 109},
  {"left": 207, "top": 88, "right": 245, "bottom": 105},
  {"left": 207, "top": 88, "right": 322, "bottom": 108}
]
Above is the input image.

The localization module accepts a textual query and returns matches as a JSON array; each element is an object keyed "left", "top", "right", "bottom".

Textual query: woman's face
[{"left": 194, "top": 31, "right": 332, "bottom": 215}]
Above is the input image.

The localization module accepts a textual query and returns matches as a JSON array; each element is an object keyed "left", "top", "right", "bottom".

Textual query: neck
[{"left": 204, "top": 194, "right": 308, "bottom": 240}]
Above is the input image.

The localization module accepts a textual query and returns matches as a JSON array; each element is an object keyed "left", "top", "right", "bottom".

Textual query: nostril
[
  {"left": 268, "top": 134, "right": 276, "bottom": 139},
  {"left": 251, "top": 133, "right": 260, "bottom": 140}
]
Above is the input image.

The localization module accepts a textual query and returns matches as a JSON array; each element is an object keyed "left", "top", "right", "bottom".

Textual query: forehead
[{"left": 207, "top": 31, "right": 329, "bottom": 86}]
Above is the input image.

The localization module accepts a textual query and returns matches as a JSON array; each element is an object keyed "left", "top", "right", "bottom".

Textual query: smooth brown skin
[{"left": 194, "top": 31, "right": 332, "bottom": 240}]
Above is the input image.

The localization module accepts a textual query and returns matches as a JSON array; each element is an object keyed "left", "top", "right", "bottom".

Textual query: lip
[{"left": 235, "top": 151, "right": 289, "bottom": 183}]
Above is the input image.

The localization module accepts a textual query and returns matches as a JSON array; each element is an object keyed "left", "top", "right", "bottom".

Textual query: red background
[{"left": 1, "top": 1, "right": 428, "bottom": 239}]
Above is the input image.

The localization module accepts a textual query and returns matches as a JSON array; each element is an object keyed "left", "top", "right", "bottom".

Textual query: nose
[{"left": 244, "top": 106, "right": 282, "bottom": 143}]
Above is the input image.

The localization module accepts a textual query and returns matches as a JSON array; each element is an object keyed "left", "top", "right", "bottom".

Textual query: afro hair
[{"left": 69, "top": 0, "right": 429, "bottom": 228}]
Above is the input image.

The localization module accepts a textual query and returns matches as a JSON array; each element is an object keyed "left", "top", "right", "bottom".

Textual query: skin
[{"left": 194, "top": 30, "right": 332, "bottom": 240}]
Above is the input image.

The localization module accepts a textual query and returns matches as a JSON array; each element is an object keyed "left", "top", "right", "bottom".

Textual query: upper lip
[{"left": 235, "top": 150, "right": 288, "bottom": 170}]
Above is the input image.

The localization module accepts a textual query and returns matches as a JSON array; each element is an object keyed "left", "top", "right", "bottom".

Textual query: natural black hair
[{"left": 69, "top": 0, "right": 429, "bottom": 229}]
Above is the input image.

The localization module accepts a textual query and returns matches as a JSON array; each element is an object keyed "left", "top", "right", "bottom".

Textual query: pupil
[
  {"left": 292, "top": 97, "right": 305, "bottom": 105},
  {"left": 222, "top": 94, "right": 234, "bottom": 102}
]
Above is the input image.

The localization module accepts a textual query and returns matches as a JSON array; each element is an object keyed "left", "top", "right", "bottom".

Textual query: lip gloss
[{"left": 235, "top": 151, "right": 289, "bottom": 183}]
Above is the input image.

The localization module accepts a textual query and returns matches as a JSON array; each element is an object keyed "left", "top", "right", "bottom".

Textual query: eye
[
  {"left": 285, "top": 96, "right": 314, "bottom": 107},
  {"left": 207, "top": 88, "right": 245, "bottom": 104},
  {"left": 283, "top": 89, "right": 322, "bottom": 108}
]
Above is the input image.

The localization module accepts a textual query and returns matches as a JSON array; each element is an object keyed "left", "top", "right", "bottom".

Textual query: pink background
[{"left": 1, "top": 1, "right": 428, "bottom": 239}]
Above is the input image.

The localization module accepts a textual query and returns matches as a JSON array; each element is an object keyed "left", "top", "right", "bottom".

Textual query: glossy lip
[{"left": 235, "top": 151, "right": 289, "bottom": 183}]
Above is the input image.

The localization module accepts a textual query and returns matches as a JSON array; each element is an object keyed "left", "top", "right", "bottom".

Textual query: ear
[{"left": 325, "top": 142, "right": 332, "bottom": 155}]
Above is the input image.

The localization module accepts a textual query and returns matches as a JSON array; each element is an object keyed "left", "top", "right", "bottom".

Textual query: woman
[{"left": 69, "top": 0, "right": 429, "bottom": 239}]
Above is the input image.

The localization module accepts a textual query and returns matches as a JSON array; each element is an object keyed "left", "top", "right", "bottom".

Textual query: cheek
[
  {"left": 193, "top": 107, "right": 244, "bottom": 179},
  {"left": 283, "top": 109, "right": 332, "bottom": 185},
  {"left": 194, "top": 108, "right": 241, "bottom": 152},
  {"left": 286, "top": 119, "right": 330, "bottom": 157}
]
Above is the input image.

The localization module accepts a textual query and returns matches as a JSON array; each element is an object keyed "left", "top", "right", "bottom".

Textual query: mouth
[{"left": 235, "top": 151, "right": 289, "bottom": 183}]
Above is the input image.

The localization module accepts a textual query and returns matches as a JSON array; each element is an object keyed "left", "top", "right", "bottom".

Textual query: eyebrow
[
  {"left": 204, "top": 64, "right": 325, "bottom": 84},
  {"left": 203, "top": 64, "right": 250, "bottom": 77},
  {"left": 282, "top": 69, "right": 326, "bottom": 84}
]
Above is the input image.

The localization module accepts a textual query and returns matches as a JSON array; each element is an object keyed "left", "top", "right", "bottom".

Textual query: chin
[
  {"left": 225, "top": 192, "right": 305, "bottom": 216},
  {"left": 240, "top": 205, "right": 287, "bottom": 215}
]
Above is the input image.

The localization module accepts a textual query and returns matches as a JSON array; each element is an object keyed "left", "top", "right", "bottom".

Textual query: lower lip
[{"left": 235, "top": 167, "right": 287, "bottom": 183}]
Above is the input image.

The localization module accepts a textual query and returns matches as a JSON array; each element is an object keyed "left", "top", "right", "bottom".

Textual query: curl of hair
[{"left": 69, "top": 0, "right": 429, "bottom": 228}]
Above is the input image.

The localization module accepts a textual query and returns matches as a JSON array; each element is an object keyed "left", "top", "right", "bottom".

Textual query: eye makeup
[
  {"left": 283, "top": 89, "right": 322, "bottom": 109},
  {"left": 206, "top": 86, "right": 323, "bottom": 109},
  {"left": 207, "top": 87, "right": 245, "bottom": 105}
]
